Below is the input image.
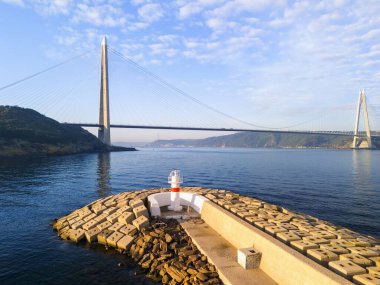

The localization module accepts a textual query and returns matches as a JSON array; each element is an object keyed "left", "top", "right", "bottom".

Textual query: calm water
[{"left": 0, "top": 148, "right": 379, "bottom": 284}]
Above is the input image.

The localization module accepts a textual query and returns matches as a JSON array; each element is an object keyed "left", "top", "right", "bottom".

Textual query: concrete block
[
  {"left": 106, "top": 231, "right": 124, "bottom": 248},
  {"left": 245, "top": 216, "right": 264, "bottom": 224},
  {"left": 237, "top": 247, "right": 262, "bottom": 269},
  {"left": 291, "top": 230, "right": 311, "bottom": 237},
  {"left": 118, "top": 212, "right": 135, "bottom": 225},
  {"left": 330, "top": 239, "right": 356, "bottom": 248},
  {"left": 103, "top": 207, "right": 118, "bottom": 216},
  {"left": 254, "top": 221, "right": 274, "bottom": 229},
  {"left": 278, "top": 223, "right": 298, "bottom": 230},
  {"left": 92, "top": 205, "right": 107, "bottom": 214},
  {"left": 320, "top": 244, "right": 349, "bottom": 254},
  {"left": 130, "top": 199, "right": 144, "bottom": 208},
  {"left": 357, "top": 237, "right": 380, "bottom": 246},
  {"left": 108, "top": 222, "right": 124, "bottom": 232},
  {"left": 97, "top": 220, "right": 112, "bottom": 231},
  {"left": 315, "top": 223, "right": 337, "bottom": 232},
  {"left": 69, "top": 228, "right": 85, "bottom": 242},
  {"left": 329, "top": 260, "right": 366, "bottom": 278},
  {"left": 106, "top": 212, "right": 121, "bottom": 223},
  {"left": 97, "top": 229, "right": 114, "bottom": 245},
  {"left": 367, "top": 267, "right": 380, "bottom": 275},
  {"left": 133, "top": 205, "right": 149, "bottom": 219},
  {"left": 237, "top": 211, "right": 256, "bottom": 219},
  {"left": 117, "top": 235, "right": 135, "bottom": 250},
  {"left": 119, "top": 224, "right": 137, "bottom": 236},
  {"left": 353, "top": 274, "right": 380, "bottom": 285},
  {"left": 67, "top": 217, "right": 80, "bottom": 226},
  {"left": 116, "top": 200, "right": 130, "bottom": 208},
  {"left": 265, "top": 225, "right": 287, "bottom": 235},
  {"left": 104, "top": 199, "right": 117, "bottom": 208},
  {"left": 85, "top": 227, "right": 101, "bottom": 243},
  {"left": 94, "top": 213, "right": 108, "bottom": 224},
  {"left": 303, "top": 236, "right": 330, "bottom": 244},
  {"left": 290, "top": 240, "right": 319, "bottom": 253},
  {"left": 82, "top": 219, "right": 99, "bottom": 231},
  {"left": 230, "top": 207, "right": 246, "bottom": 214},
  {"left": 298, "top": 225, "right": 319, "bottom": 232},
  {"left": 132, "top": 216, "right": 149, "bottom": 231},
  {"left": 83, "top": 213, "right": 96, "bottom": 222},
  {"left": 276, "top": 231, "right": 301, "bottom": 243},
  {"left": 78, "top": 209, "right": 93, "bottom": 218},
  {"left": 310, "top": 230, "right": 336, "bottom": 239},
  {"left": 117, "top": 205, "right": 132, "bottom": 214},
  {"left": 307, "top": 248, "right": 339, "bottom": 264},
  {"left": 257, "top": 213, "right": 275, "bottom": 220},
  {"left": 370, "top": 257, "right": 380, "bottom": 267},
  {"left": 71, "top": 219, "right": 86, "bottom": 230},
  {"left": 348, "top": 247, "right": 379, "bottom": 257},
  {"left": 340, "top": 254, "right": 374, "bottom": 267}
]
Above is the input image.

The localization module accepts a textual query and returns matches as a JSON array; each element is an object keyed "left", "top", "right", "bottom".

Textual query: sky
[{"left": 0, "top": 0, "right": 379, "bottom": 143}]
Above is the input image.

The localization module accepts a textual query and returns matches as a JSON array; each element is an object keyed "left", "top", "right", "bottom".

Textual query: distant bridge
[
  {"left": 1, "top": 36, "right": 377, "bottom": 148},
  {"left": 65, "top": 123, "right": 375, "bottom": 138}
]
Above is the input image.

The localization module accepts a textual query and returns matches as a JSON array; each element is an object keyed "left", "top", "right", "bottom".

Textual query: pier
[{"left": 53, "top": 187, "right": 380, "bottom": 285}]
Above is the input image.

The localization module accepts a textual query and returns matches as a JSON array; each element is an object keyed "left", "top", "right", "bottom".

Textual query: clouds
[
  {"left": 138, "top": 3, "right": 163, "bottom": 23},
  {"left": 1, "top": 0, "right": 380, "bottom": 129}
]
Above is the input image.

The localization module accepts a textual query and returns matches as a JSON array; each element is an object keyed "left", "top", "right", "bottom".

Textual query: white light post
[{"left": 168, "top": 169, "right": 183, "bottom": 211}]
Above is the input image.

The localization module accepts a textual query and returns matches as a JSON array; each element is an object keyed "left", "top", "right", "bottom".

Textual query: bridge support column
[
  {"left": 98, "top": 36, "right": 111, "bottom": 146},
  {"left": 352, "top": 90, "right": 372, "bottom": 149}
]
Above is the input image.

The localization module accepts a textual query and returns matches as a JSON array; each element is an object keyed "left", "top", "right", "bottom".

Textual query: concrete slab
[
  {"left": 370, "top": 258, "right": 380, "bottom": 267},
  {"left": 118, "top": 212, "right": 135, "bottom": 225},
  {"left": 85, "top": 227, "right": 101, "bottom": 243},
  {"left": 180, "top": 220, "right": 277, "bottom": 285},
  {"left": 117, "top": 235, "right": 134, "bottom": 250},
  {"left": 133, "top": 205, "right": 149, "bottom": 218},
  {"left": 106, "top": 231, "right": 124, "bottom": 248},
  {"left": 276, "top": 231, "right": 301, "bottom": 243},
  {"left": 353, "top": 274, "right": 380, "bottom": 285},
  {"left": 329, "top": 260, "right": 366, "bottom": 279},
  {"left": 119, "top": 224, "right": 137, "bottom": 236},
  {"left": 320, "top": 244, "right": 350, "bottom": 254},
  {"left": 340, "top": 254, "right": 374, "bottom": 267},
  {"left": 367, "top": 267, "right": 380, "bottom": 275},
  {"left": 132, "top": 216, "right": 149, "bottom": 230}
]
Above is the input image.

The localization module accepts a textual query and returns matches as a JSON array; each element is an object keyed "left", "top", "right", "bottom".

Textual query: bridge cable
[
  {"left": 0, "top": 52, "right": 89, "bottom": 93},
  {"left": 109, "top": 47, "right": 325, "bottom": 131}
]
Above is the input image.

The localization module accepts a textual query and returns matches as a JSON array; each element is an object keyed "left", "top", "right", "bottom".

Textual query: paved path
[{"left": 181, "top": 219, "right": 278, "bottom": 285}]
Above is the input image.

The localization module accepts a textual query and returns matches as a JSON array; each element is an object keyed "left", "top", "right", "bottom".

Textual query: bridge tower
[
  {"left": 352, "top": 90, "right": 372, "bottom": 149},
  {"left": 98, "top": 36, "right": 111, "bottom": 146}
]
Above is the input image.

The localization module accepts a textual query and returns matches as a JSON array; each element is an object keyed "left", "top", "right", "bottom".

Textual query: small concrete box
[{"left": 237, "top": 247, "right": 262, "bottom": 269}]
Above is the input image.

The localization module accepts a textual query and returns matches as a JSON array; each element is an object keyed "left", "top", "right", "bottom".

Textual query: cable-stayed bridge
[{"left": 1, "top": 37, "right": 379, "bottom": 149}]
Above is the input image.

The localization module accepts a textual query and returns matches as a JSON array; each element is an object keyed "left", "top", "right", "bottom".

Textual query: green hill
[
  {"left": 0, "top": 106, "right": 135, "bottom": 157},
  {"left": 146, "top": 132, "right": 380, "bottom": 149}
]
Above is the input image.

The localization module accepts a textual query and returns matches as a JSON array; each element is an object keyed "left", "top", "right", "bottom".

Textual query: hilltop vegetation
[
  {"left": 146, "top": 132, "right": 380, "bottom": 149},
  {"left": 0, "top": 106, "right": 135, "bottom": 157}
]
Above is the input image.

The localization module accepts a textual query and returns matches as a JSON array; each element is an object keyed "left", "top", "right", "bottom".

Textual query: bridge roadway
[{"left": 64, "top": 123, "right": 378, "bottom": 138}]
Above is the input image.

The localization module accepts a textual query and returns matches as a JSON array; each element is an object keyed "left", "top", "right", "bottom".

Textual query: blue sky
[{"left": 0, "top": 0, "right": 379, "bottom": 142}]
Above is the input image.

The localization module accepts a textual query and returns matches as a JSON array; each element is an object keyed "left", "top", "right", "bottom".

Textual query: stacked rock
[{"left": 130, "top": 218, "right": 221, "bottom": 285}]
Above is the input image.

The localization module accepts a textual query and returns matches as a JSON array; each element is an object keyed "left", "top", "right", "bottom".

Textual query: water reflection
[
  {"left": 352, "top": 150, "right": 372, "bottom": 191},
  {"left": 97, "top": 153, "right": 111, "bottom": 197}
]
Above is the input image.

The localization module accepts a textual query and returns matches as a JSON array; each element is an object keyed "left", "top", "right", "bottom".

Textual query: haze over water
[{"left": 0, "top": 148, "right": 379, "bottom": 284}]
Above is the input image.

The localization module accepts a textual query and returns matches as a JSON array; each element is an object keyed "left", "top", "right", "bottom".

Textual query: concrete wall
[{"left": 201, "top": 201, "right": 353, "bottom": 285}]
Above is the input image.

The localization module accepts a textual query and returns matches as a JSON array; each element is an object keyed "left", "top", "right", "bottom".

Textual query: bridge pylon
[
  {"left": 98, "top": 36, "right": 111, "bottom": 146},
  {"left": 352, "top": 90, "right": 372, "bottom": 149}
]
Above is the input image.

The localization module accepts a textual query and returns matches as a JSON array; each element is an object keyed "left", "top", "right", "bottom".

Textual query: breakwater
[{"left": 52, "top": 187, "right": 380, "bottom": 285}]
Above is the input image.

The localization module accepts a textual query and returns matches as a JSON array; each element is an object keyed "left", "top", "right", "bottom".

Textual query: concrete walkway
[{"left": 180, "top": 219, "right": 278, "bottom": 285}]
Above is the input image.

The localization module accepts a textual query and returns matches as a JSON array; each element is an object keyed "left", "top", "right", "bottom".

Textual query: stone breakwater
[
  {"left": 52, "top": 187, "right": 380, "bottom": 285},
  {"left": 52, "top": 187, "right": 222, "bottom": 285}
]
